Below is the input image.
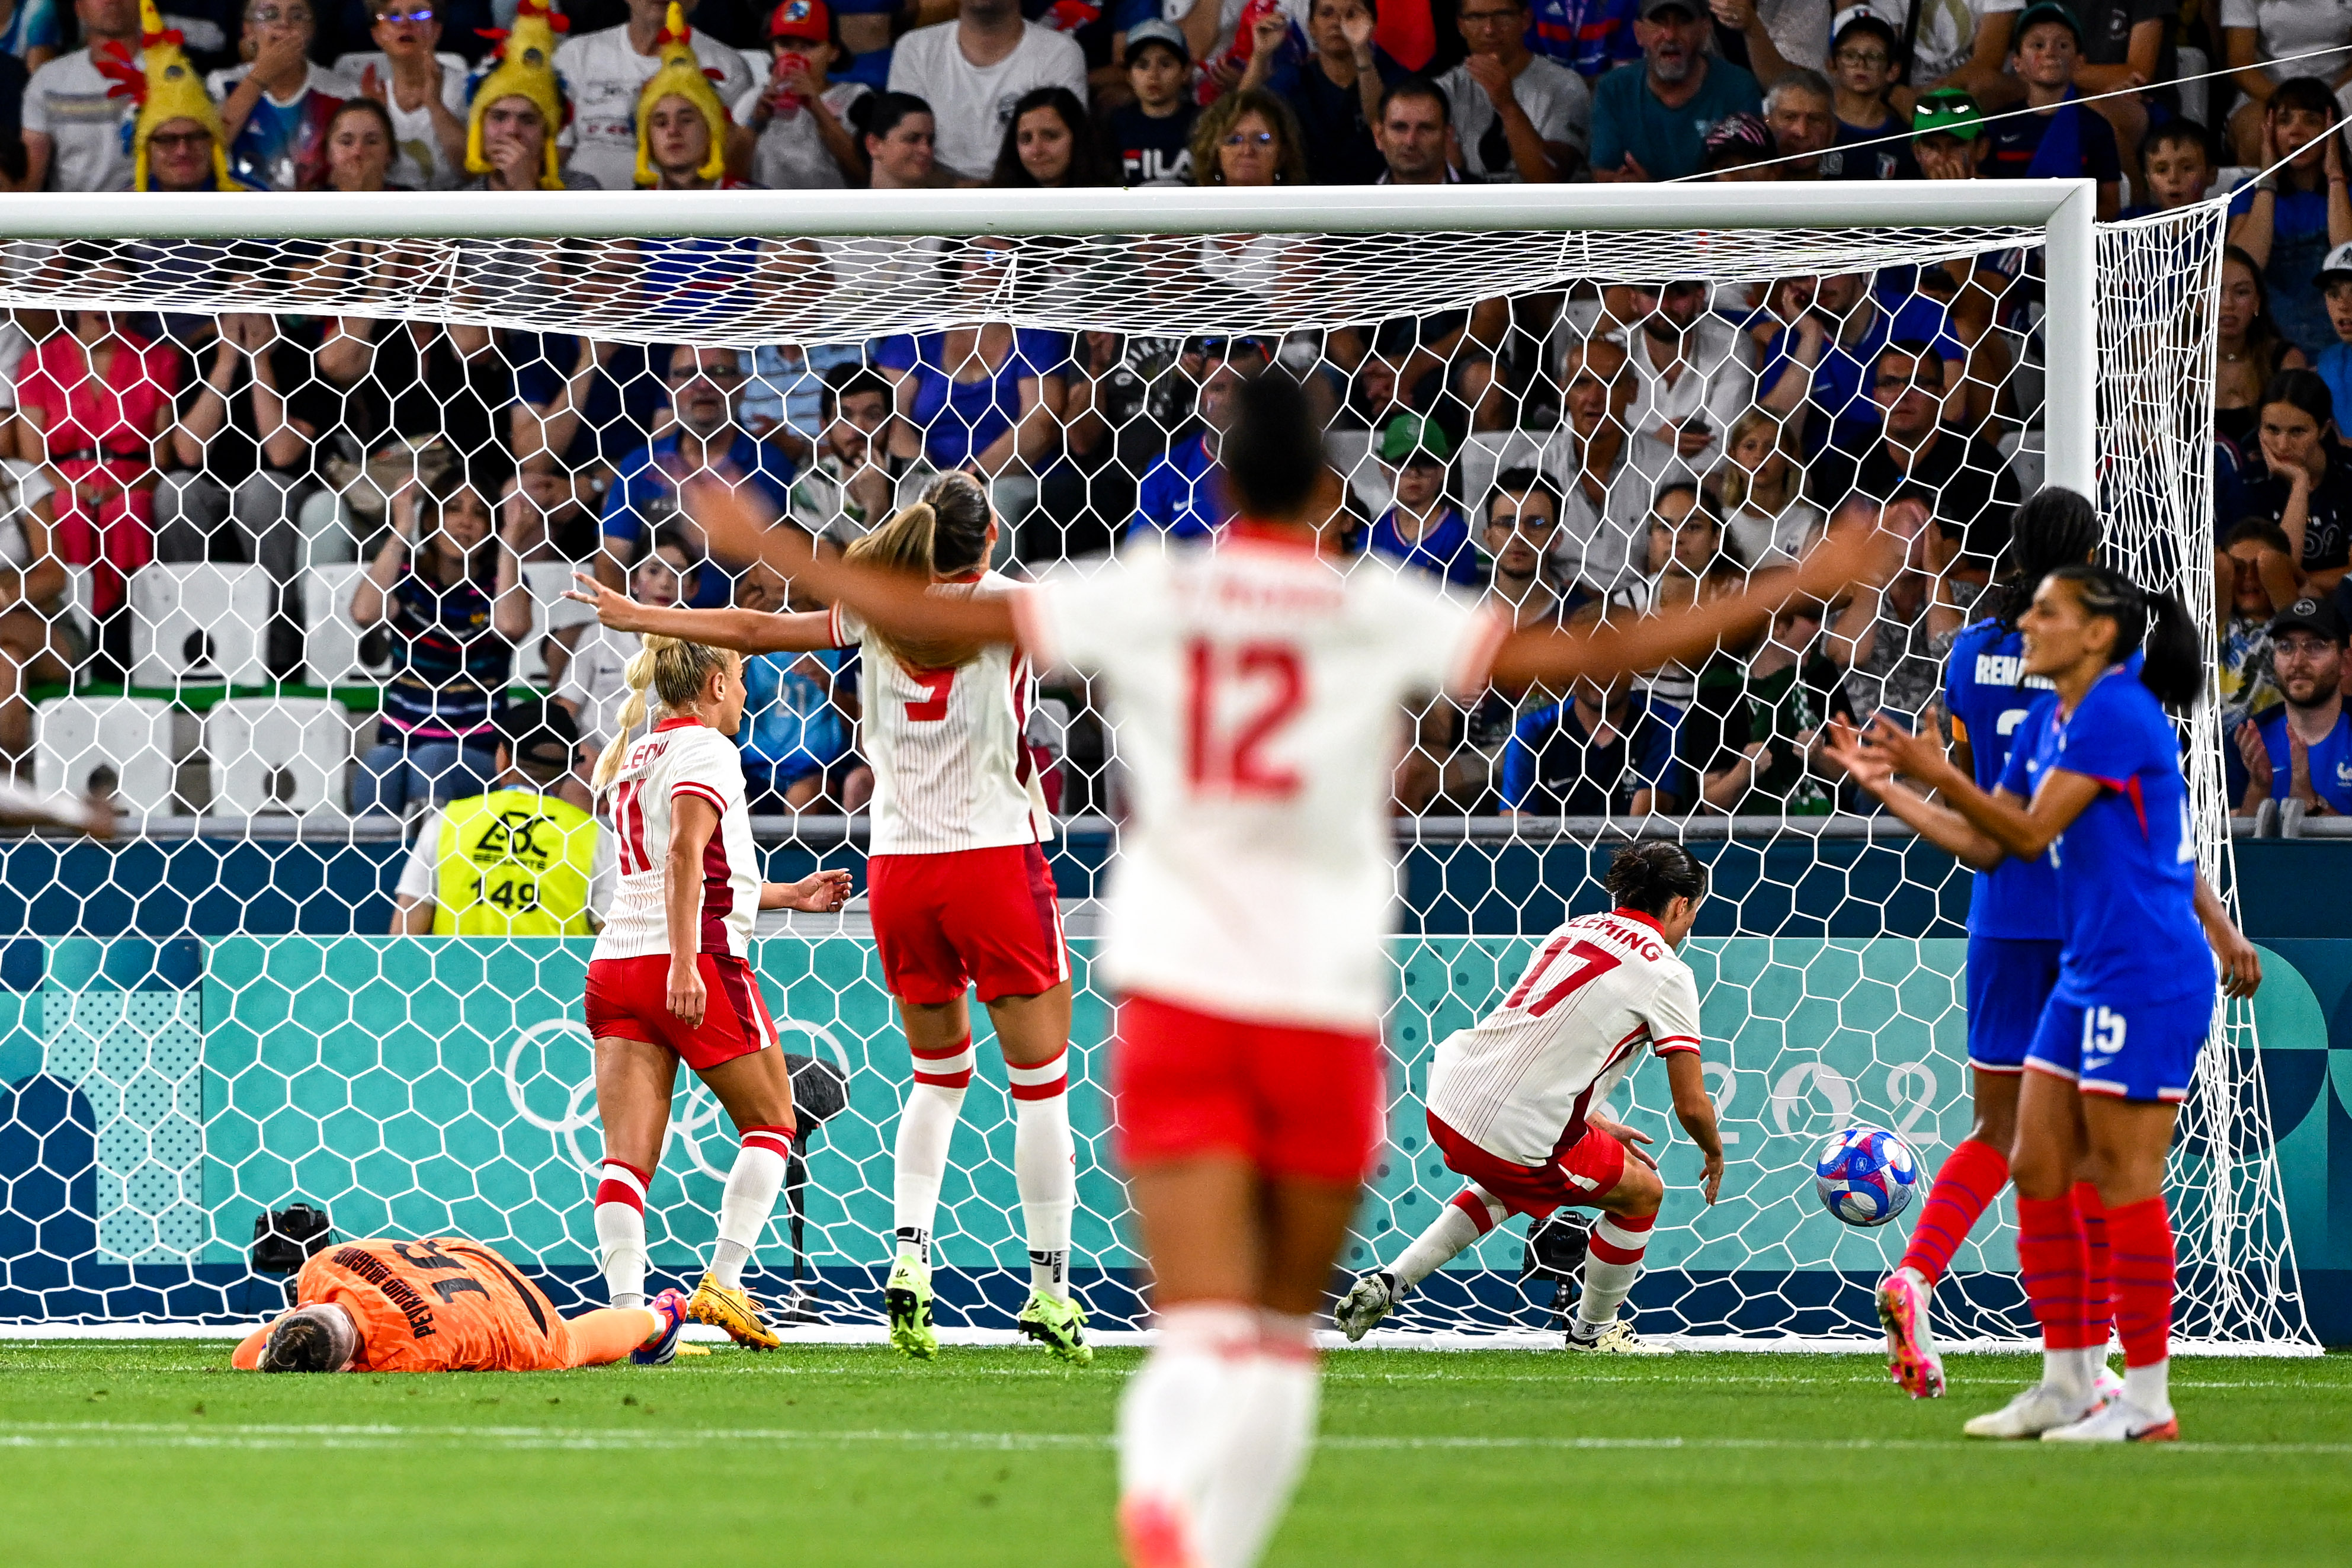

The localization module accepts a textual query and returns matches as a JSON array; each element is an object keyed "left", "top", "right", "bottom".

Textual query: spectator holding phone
[{"left": 1620, "top": 278, "right": 1754, "bottom": 472}]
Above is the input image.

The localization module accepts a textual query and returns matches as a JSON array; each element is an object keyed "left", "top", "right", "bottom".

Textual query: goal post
[{"left": 0, "top": 182, "right": 2316, "bottom": 1352}]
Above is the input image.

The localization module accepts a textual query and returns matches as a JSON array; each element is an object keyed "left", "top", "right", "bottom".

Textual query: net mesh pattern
[{"left": 0, "top": 210, "right": 2313, "bottom": 1348}]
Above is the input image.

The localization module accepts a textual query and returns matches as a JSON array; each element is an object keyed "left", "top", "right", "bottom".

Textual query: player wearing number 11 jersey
[{"left": 688, "top": 372, "right": 1891, "bottom": 1568}]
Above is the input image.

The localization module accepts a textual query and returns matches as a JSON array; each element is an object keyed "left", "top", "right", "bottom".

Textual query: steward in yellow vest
[{"left": 392, "top": 701, "right": 609, "bottom": 936}]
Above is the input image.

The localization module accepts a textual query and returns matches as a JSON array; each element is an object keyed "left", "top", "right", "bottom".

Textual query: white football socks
[
  {"left": 2124, "top": 1359, "right": 2171, "bottom": 1418},
  {"left": 1011, "top": 1072, "right": 1075, "bottom": 1300},
  {"left": 710, "top": 1128, "right": 791, "bottom": 1289},
  {"left": 893, "top": 1079, "right": 968, "bottom": 1264},
  {"left": 1118, "top": 1301, "right": 1259, "bottom": 1557},
  {"left": 1194, "top": 1313, "right": 1320, "bottom": 1568},
  {"left": 593, "top": 1159, "right": 649, "bottom": 1309},
  {"left": 1390, "top": 1191, "right": 1501, "bottom": 1292},
  {"left": 1576, "top": 1212, "right": 1655, "bottom": 1330}
]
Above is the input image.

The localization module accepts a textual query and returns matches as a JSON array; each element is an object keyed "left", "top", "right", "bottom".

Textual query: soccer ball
[{"left": 1812, "top": 1126, "right": 1920, "bottom": 1226}]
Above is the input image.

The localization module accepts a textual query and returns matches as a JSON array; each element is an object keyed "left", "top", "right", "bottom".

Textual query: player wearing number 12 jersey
[
  {"left": 690, "top": 372, "right": 1891, "bottom": 1568},
  {"left": 1335, "top": 843, "right": 1726, "bottom": 1354},
  {"left": 571, "top": 472, "right": 1088, "bottom": 1365},
  {"left": 584, "top": 634, "right": 852, "bottom": 1354}
]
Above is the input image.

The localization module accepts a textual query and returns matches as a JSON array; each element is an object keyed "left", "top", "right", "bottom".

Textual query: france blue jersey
[
  {"left": 1944, "top": 618, "right": 2060, "bottom": 939},
  {"left": 1999, "top": 668, "right": 2212, "bottom": 1007}
]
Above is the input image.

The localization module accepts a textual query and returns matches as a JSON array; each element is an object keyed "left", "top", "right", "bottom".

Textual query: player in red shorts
[
  {"left": 1334, "top": 843, "right": 1726, "bottom": 1353},
  {"left": 690, "top": 374, "right": 1889, "bottom": 1568},
  {"left": 572, "top": 472, "right": 1087, "bottom": 1364},
  {"left": 585, "top": 631, "right": 851, "bottom": 1352}
]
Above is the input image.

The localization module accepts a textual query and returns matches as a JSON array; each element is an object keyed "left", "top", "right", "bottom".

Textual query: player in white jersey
[
  {"left": 569, "top": 472, "right": 1088, "bottom": 1364},
  {"left": 581, "top": 633, "right": 852, "bottom": 1355},
  {"left": 688, "top": 372, "right": 1890, "bottom": 1568},
  {"left": 1334, "top": 843, "right": 1726, "bottom": 1354}
]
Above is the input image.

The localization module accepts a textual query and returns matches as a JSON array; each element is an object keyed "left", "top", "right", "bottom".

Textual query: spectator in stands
[
  {"left": 1688, "top": 594, "right": 1854, "bottom": 815},
  {"left": 990, "top": 84, "right": 1105, "bottom": 186},
  {"left": 208, "top": 0, "right": 360, "bottom": 192},
  {"left": 2315, "top": 242, "right": 2352, "bottom": 428},
  {"left": 2123, "top": 117, "right": 2216, "bottom": 217},
  {"left": 1621, "top": 278, "right": 1754, "bottom": 471},
  {"left": 2229, "top": 76, "right": 2352, "bottom": 359},
  {"left": 460, "top": 5, "right": 597, "bottom": 191},
  {"left": 1589, "top": 0, "right": 1761, "bottom": 182},
  {"left": 14, "top": 310, "right": 179, "bottom": 668},
  {"left": 1, "top": 0, "right": 65, "bottom": 71},
  {"left": 830, "top": 0, "right": 897, "bottom": 90},
  {"left": 313, "top": 95, "right": 396, "bottom": 189},
  {"left": 347, "top": 478, "right": 531, "bottom": 817},
  {"left": 598, "top": 345, "right": 792, "bottom": 608},
  {"left": 1482, "top": 467, "right": 1571, "bottom": 623},
  {"left": 557, "top": 524, "right": 696, "bottom": 763},
  {"left": 2235, "top": 595, "right": 2352, "bottom": 816},
  {"left": 1715, "top": 404, "right": 1822, "bottom": 566},
  {"left": 858, "top": 88, "right": 939, "bottom": 188},
  {"left": 510, "top": 335, "right": 671, "bottom": 522},
  {"left": 557, "top": 0, "right": 752, "bottom": 194},
  {"left": 1909, "top": 84, "right": 1987, "bottom": 181},
  {"left": 1611, "top": 477, "right": 1725, "bottom": 706},
  {"left": 0, "top": 457, "right": 69, "bottom": 759},
  {"left": 1374, "top": 73, "right": 1456, "bottom": 182},
  {"left": 1190, "top": 82, "right": 1309, "bottom": 187},
  {"left": 20, "top": 0, "right": 145, "bottom": 193},
  {"left": 391, "top": 700, "right": 608, "bottom": 935},
  {"left": 332, "top": 0, "right": 466, "bottom": 191},
  {"left": 2220, "top": 516, "right": 2298, "bottom": 724},
  {"left": 741, "top": 339, "right": 861, "bottom": 467},
  {"left": 1129, "top": 336, "right": 1265, "bottom": 544},
  {"left": 1977, "top": 4, "right": 2121, "bottom": 222},
  {"left": 1761, "top": 68, "right": 1832, "bottom": 178},
  {"left": 1831, "top": 557, "right": 1944, "bottom": 727},
  {"left": 630, "top": 7, "right": 752, "bottom": 192},
  {"left": 871, "top": 319, "right": 1066, "bottom": 492},
  {"left": 1904, "top": 0, "right": 2021, "bottom": 108},
  {"left": 786, "top": 364, "right": 935, "bottom": 544},
  {"left": 1539, "top": 333, "right": 1665, "bottom": 594},
  {"left": 1366, "top": 413, "right": 1479, "bottom": 584},
  {"left": 2223, "top": 368, "right": 2352, "bottom": 593},
  {"left": 2216, "top": 245, "right": 2307, "bottom": 456},
  {"left": 1441, "top": 0, "right": 1590, "bottom": 181},
  {"left": 1754, "top": 270, "right": 1970, "bottom": 456},
  {"left": 735, "top": 561, "right": 855, "bottom": 812},
  {"left": 2071, "top": 0, "right": 2172, "bottom": 151},
  {"left": 1821, "top": 10, "right": 1917, "bottom": 180},
  {"left": 1101, "top": 18, "right": 1194, "bottom": 185},
  {"left": 1501, "top": 603, "right": 1688, "bottom": 816},
  {"left": 1699, "top": 109, "right": 1777, "bottom": 177},
  {"left": 734, "top": 0, "right": 869, "bottom": 190},
  {"left": 886, "top": 0, "right": 1085, "bottom": 182},
  {"left": 1807, "top": 340, "right": 2019, "bottom": 579},
  {"left": 1251, "top": 0, "right": 1396, "bottom": 186},
  {"left": 1527, "top": 0, "right": 1640, "bottom": 81},
  {"left": 139, "top": 102, "right": 244, "bottom": 192},
  {"left": 2223, "top": 0, "right": 2352, "bottom": 165},
  {"left": 1030, "top": 328, "right": 1151, "bottom": 560}
]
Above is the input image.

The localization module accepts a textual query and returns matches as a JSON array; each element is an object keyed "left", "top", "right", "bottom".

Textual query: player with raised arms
[
  {"left": 1846, "top": 563, "right": 2259, "bottom": 1442},
  {"left": 569, "top": 472, "right": 1089, "bottom": 1364},
  {"left": 583, "top": 632, "right": 853, "bottom": 1353},
  {"left": 687, "top": 372, "right": 1889, "bottom": 1566},
  {"left": 1334, "top": 841, "right": 1726, "bottom": 1354}
]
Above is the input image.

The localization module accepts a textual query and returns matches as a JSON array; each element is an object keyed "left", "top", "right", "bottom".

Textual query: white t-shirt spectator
[
  {"left": 1537, "top": 428, "right": 1672, "bottom": 595},
  {"left": 2220, "top": 0, "right": 2352, "bottom": 85},
  {"left": 23, "top": 49, "right": 142, "bottom": 191},
  {"left": 732, "top": 79, "right": 870, "bottom": 190},
  {"left": 557, "top": 22, "right": 757, "bottom": 194},
  {"left": 1908, "top": 0, "right": 2024, "bottom": 86},
  {"left": 332, "top": 50, "right": 471, "bottom": 190},
  {"left": 0, "top": 320, "right": 31, "bottom": 415},
  {"left": 555, "top": 620, "right": 640, "bottom": 759},
  {"left": 0, "top": 459, "right": 56, "bottom": 570},
  {"left": 1172, "top": 0, "right": 1312, "bottom": 60},
  {"left": 1620, "top": 316, "right": 1755, "bottom": 474},
  {"left": 886, "top": 20, "right": 1087, "bottom": 181},
  {"left": 1439, "top": 53, "right": 1592, "bottom": 181}
]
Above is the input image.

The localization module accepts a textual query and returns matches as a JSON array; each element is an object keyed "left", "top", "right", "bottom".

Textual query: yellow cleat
[{"left": 688, "top": 1273, "right": 781, "bottom": 1350}]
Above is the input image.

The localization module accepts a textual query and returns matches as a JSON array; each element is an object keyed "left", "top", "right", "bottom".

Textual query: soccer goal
[{"left": 0, "top": 181, "right": 2315, "bottom": 1353}]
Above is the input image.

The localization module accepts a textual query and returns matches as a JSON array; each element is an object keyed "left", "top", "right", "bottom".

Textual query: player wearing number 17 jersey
[
  {"left": 1336, "top": 843, "right": 1726, "bottom": 1354},
  {"left": 689, "top": 372, "right": 1891, "bottom": 1568}
]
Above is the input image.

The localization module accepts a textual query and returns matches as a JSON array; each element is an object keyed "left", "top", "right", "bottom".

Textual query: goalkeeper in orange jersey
[{"left": 230, "top": 1237, "right": 692, "bottom": 1373}]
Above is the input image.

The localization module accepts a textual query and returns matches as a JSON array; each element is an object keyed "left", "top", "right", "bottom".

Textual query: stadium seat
[
  {"left": 518, "top": 561, "right": 597, "bottom": 687},
  {"left": 32, "top": 696, "right": 178, "bottom": 816},
  {"left": 204, "top": 698, "right": 353, "bottom": 817},
  {"left": 303, "top": 564, "right": 389, "bottom": 687},
  {"left": 2000, "top": 429, "right": 2046, "bottom": 498},
  {"left": 1326, "top": 426, "right": 1393, "bottom": 520},
  {"left": 61, "top": 564, "right": 97, "bottom": 649},
  {"left": 129, "top": 563, "right": 270, "bottom": 688}
]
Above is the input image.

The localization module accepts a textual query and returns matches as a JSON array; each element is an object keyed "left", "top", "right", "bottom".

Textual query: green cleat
[
  {"left": 885, "top": 1252, "right": 939, "bottom": 1361},
  {"left": 1015, "top": 1290, "right": 1093, "bottom": 1365}
]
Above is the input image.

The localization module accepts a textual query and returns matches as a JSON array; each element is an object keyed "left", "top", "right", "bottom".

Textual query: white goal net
[{"left": 0, "top": 185, "right": 2314, "bottom": 1351}]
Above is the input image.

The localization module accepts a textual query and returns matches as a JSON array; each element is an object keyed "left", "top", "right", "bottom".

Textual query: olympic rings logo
[{"left": 501, "top": 1014, "right": 853, "bottom": 1181}]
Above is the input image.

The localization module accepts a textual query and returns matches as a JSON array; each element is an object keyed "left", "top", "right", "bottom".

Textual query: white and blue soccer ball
[{"left": 1812, "top": 1126, "right": 1920, "bottom": 1227}]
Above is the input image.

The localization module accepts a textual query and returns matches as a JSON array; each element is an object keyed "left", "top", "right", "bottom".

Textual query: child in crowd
[
  {"left": 1366, "top": 413, "right": 1480, "bottom": 586},
  {"left": 1980, "top": 2, "right": 2122, "bottom": 221},
  {"left": 2220, "top": 517, "right": 2299, "bottom": 727},
  {"left": 1101, "top": 20, "right": 1196, "bottom": 186},
  {"left": 2122, "top": 118, "right": 2216, "bottom": 219},
  {"left": 736, "top": 0, "right": 871, "bottom": 190},
  {"left": 1822, "top": 11, "right": 1917, "bottom": 181},
  {"left": 2227, "top": 75, "right": 2350, "bottom": 360},
  {"left": 2313, "top": 242, "right": 2352, "bottom": 427}
]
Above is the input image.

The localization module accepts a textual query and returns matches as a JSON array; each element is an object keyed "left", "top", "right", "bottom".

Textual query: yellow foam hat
[
  {"left": 465, "top": 0, "right": 571, "bottom": 190},
  {"left": 635, "top": 3, "right": 728, "bottom": 187},
  {"left": 97, "top": 0, "right": 231, "bottom": 192}
]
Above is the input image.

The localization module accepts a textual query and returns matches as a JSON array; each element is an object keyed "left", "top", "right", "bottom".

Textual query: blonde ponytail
[
  {"left": 589, "top": 633, "right": 735, "bottom": 794},
  {"left": 843, "top": 501, "right": 986, "bottom": 672}
]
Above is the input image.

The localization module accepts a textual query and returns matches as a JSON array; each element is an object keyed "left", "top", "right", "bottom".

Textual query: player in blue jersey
[{"left": 1852, "top": 563, "right": 2261, "bottom": 1444}]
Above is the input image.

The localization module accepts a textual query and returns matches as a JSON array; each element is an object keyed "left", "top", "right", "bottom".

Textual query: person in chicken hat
[
  {"left": 463, "top": 0, "right": 590, "bottom": 191},
  {"left": 635, "top": 1, "right": 735, "bottom": 188},
  {"left": 95, "top": 0, "right": 243, "bottom": 191}
]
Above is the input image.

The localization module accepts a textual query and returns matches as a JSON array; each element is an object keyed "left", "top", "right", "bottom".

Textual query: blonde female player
[
  {"left": 689, "top": 372, "right": 1891, "bottom": 1568},
  {"left": 584, "top": 633, "right": 853, "bottom": 1354},
  {"left": 569, "top": 472, "right": 1088, "bottom": 1364}
]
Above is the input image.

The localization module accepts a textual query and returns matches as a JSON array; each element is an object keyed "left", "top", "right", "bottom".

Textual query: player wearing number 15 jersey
[
  {"left": 584, "top": 634, "right": 852, "bottom": 1354},
  {"left": 690, "top": 371, "right": 1891, "bottom": 1568},
  {"left": 570, "top": 472, "right": 1088, "bottom": 1367}
]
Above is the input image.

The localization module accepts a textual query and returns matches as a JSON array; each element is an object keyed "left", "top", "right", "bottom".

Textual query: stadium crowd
[{"left": 1, "top": 0, "right": 2350, "bottom": 824}]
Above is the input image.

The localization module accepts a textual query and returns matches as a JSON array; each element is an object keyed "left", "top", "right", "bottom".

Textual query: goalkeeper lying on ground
[{"left": 232, "top": 1237, "right": 689, "bottom": 1373}]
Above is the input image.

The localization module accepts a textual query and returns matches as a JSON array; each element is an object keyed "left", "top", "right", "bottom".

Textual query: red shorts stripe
[
  {"left": 585, "top": 953, "right": 777, "bottom": 1072},
  {"left": 1425, "top": 1111, "right": 1627, "bottom": 1221},
  {"left": 868, "top": 844, "right": 1068, "bottom": 1005},
  {"left": 1111, "top": 993, "right": 1385, "bottom": 1186}
]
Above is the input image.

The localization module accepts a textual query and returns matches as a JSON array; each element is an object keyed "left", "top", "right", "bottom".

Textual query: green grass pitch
[{"left": 2, "top": 1342, "right": 2345, "bottom": 1565}]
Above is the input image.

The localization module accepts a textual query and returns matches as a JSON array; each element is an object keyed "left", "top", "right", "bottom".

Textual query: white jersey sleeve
[
  {"left": 590, "top": 719, "right": 761, "bottom": 960},
  {"left": 1427, "top": 910, "right": 1704, "bottom": 1166}
]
